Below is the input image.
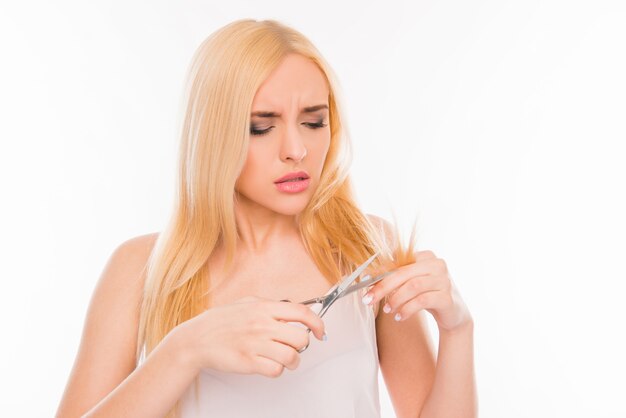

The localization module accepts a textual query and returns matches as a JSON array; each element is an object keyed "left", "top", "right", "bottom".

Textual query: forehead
[{"left": 251, "top": 53, "right": 329, "bottom": 112}]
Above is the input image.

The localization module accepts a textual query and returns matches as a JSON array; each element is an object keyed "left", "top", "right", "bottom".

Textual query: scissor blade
[
  {"left": 335, "top": 251, "right": 380, "bottom": 296},
  {"left": 337, "top": 270, "right": 394, "bottom": 298}
]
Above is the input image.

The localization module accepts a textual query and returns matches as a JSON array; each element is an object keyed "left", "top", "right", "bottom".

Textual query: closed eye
[
  {"left": 250, "top": 120, "right": 328, "bottom": 137},
  {"left": 304, "top": 121, "right": 328, "bottom": 129}
]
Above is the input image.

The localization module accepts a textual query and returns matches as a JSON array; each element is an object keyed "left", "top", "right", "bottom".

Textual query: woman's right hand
[{"left": 173, "top": 296, "right": 326, "bottom": 378}]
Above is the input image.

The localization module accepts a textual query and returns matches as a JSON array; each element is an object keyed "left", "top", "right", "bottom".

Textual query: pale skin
[
  {"left": 368, "top": 244, "right": 478, "bottom": 418},
  {"left": 55, "top": 53, "right": 477, "bottom": 418}
]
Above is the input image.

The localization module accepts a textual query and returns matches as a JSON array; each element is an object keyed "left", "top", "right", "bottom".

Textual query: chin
[{"left": 271, "top": 200, "right": 310, "bottom": 216}]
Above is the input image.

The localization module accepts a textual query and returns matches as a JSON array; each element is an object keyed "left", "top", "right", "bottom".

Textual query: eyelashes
[{"left": 250, "top": 120, "right": 328, "bottom": 137}]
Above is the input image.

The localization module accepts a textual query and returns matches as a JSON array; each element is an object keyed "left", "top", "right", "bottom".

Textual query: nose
[{"left": 279, "top": 125, "right": 307, "bottom": 163}]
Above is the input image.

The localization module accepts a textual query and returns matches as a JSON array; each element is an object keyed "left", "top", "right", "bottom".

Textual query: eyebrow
[{"left": 250, "top": 104, "right": 329, "bottom": 117}]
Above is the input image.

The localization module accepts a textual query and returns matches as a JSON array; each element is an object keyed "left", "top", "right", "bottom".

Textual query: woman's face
[{"left": 235, "top": 53, "right": 331, "bottom": 216}]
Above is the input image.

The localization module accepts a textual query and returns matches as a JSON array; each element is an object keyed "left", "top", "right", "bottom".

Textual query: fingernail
[
  {"left": 322, "top": 332, "right": 328, "bottom": 341},
  {"left": 394, "top": 313, "right": 402, "bottom": 321},
  {"left": 383, "top": 303, "right": 391, "bottom": 313},
  {"left": 362, "top": 293, "right": 373, "bottom": 305}
]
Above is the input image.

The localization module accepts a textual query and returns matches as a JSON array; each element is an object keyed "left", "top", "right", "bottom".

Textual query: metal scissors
[{"left": 280, "top": 250, "right": 393, "bottom": 353}]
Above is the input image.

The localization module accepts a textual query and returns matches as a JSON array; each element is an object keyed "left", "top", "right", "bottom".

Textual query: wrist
[
  {"left": 439, "top": 318, "right": 474, "bottom": 338},
  {"left": 166, "top": 324, "right": 200, "bottom": 375}
]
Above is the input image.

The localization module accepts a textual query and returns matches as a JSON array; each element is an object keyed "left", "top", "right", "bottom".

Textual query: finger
[
  {"left": 271, "top": 319, "right": 314, "bottom": 352},
  {"left": 393, "top": 289, "right": 447, "bottom": 322},
  {"left": 383, "top": 275, "right": 446, "bottom": 313},
  {"left": 268, "top": 301, "right": 326, "bottom": 341},
  {"left": 361, "top": 264, "right": 412, "bottom": 304},
  {"left": 252, "top": 354, "right": 287, "bottom": 378},
  {"left": 364, "top": 259, "right": 440, "bottom": 306},
  {"left": 255, "top": 337, "right": 302, "bottom": 372},
  {"left": 251, "top": 313, "right": 311, "bottom": 359}
]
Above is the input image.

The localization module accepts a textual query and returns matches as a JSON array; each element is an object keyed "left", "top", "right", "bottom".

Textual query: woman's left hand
[{"left": 363, "top": 250, "right": 473, "bottom": 333}]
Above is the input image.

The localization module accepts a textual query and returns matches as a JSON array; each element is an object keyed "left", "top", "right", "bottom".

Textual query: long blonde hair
[{"left": 135, "top": 18, "right": 418, "bottom": 418}]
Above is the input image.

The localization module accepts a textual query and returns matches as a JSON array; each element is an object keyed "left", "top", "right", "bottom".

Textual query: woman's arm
[
  {"left": 376, "top": 305, "right": 477, "bottom": 418},
  {"left": 367, "top": 213, "right": 477, "bottom": 418},
  {"left": 418, "top": 321, "right": 478, "bottom": 418},
  {"left": 80, "top": 330, "right": 199, "bottom": 418},
  {"left": 55, "top": 234, "right": 199, "bottom": 418}
]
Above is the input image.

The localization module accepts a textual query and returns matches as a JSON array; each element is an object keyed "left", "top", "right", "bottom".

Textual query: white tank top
[{"left": 178, "top": 285, "right": 382, "bottom": 418}]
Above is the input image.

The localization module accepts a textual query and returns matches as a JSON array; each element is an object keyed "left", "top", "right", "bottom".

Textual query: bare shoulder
[
  {"left": 105, "top": 232, "right": 159, "bottom": 285},
  {"left": 112, "top": 232, "right": 160, "bottom": 267},
  {"left": 55, "top": 232, "right": 159, "bottom": 417},
  {"left": 96, "top": 232, "right": 160, "bottom": 301}
]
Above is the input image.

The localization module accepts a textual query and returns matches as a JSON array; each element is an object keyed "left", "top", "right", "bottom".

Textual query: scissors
[{"left": 280, "top": 250, "right": 393, "bottom": 353}]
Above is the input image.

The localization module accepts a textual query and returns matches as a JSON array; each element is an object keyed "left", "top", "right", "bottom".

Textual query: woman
[{"left": 56, "top": 18, "right": 476, "bottom": 418}]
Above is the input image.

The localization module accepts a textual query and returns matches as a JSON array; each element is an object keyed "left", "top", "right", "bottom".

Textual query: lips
[{"left": 274, "top": 170, "right": 310, "bottom": 183}]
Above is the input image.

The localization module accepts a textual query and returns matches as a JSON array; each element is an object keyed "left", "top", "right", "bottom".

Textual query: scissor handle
[{"left": 279, "top": 299, "right": 312, "bottom": 353}]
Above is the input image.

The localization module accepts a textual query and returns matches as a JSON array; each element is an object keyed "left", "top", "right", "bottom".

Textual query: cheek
[
  {"left": 237, "top": 146, "right": 269, "bottom": 188},
  {"left": 311, "top": 136, "right": 331, "bottom": 165}
]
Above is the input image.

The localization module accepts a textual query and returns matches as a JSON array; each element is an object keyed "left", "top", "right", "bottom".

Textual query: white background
[{"left": 1, "top": 1, "right": 625, "bottom": 417}]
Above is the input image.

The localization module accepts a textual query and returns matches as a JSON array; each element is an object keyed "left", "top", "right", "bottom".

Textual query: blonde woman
[{"left": 56, "top": 19, "right": 476, "bottom": 418}]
